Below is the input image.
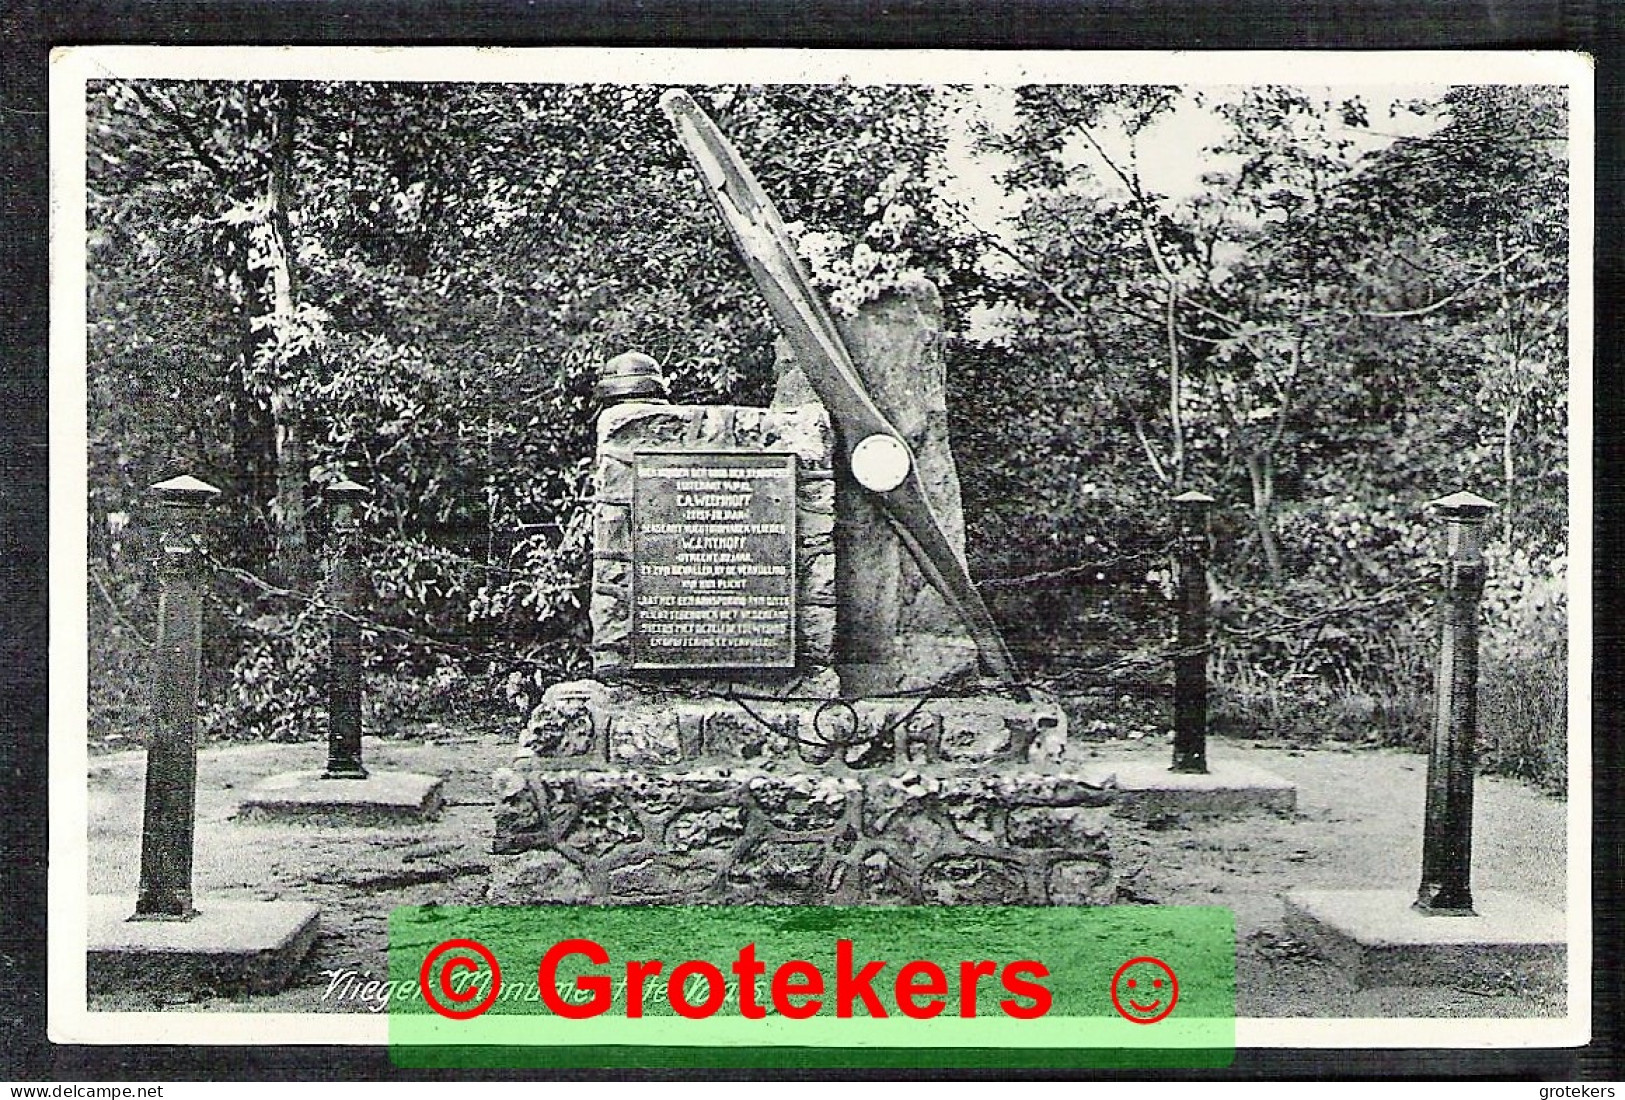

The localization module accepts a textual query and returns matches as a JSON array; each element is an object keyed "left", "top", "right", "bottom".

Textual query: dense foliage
[{"left": 85, "top": 81, "right": 1570, "bottom": 790}]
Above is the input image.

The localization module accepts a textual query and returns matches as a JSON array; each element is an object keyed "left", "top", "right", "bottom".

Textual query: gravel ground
[{"left": 82, "top": 728, "right": 1569, "bottom": 1019}]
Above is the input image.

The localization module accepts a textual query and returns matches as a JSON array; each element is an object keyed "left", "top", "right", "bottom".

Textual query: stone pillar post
[
  {"left": 134, "top": 474, "right": 219, "bottom": 920},
  {"left": 1415, "top": 490, "right": 1497, "bottom": 915},
  {"left": 323, "top": 478, "right": 371, "bottom": 780},
  {"left": 1171, "top": 491, "right": 1214, "bottom": 774}
]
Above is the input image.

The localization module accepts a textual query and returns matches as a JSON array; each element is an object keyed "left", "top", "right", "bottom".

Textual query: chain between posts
[
  {"left": 359, "top": 532, "right": 583, "bottom": 581},
  {"left": 181, "top": 528, "right": 1428, "bottom": 650},
  {"left": 708, "top": 567, "right": 1435, "bottom": 744},
  {"left": 183, "top": 500, "right": 1442, "bottom": 748},
  {"left": 997, "top": 572, "right": 1438, "bottom": 687},
  {"left": 978, "top": 541, "right": 1177, "bottom": 589},
  {"left": 196, "top": 544, "right": 1437, "bottom": 701},
  {"left": 1215, "top": 574, "right": 1437, "bottom": 631},
  {"left": 200, "top": 550, "right": 582, "bottom": 679}
]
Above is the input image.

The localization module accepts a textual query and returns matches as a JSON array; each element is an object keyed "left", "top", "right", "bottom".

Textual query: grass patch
[{"left": 1209, "top": 635, "right": 1566, "bottom": 796}]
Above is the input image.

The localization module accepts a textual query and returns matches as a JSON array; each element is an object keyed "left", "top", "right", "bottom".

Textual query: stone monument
[
  {"left": 486, "top": 90, "right": 1122, "bottom": 907},
  {"left": 490, "top": 323, "right": 1116, "bottom": 905}
]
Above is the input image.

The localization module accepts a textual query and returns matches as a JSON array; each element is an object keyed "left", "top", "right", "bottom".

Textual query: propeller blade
[{"left": 660, "top": 89, "right": 1018, "bottom": 684}]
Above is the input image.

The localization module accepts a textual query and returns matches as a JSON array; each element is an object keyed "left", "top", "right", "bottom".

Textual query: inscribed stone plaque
[{"left": 630, "top": 451, "right": 797, "bottom": 670}]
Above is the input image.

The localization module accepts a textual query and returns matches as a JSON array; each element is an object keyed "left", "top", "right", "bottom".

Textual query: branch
[
  {"left": 1175, "top": 324, "right": 1250, "bottom": 347},
  {"left": 1060, "top": 220, "right": 1113, "bottom": 261},
  {"left": 1364, "top": 246, "right": 1535, "bottom": 319},
  {"left": 1208, "top": 364, "right": 1245, "bottom": 434},
  {"left": 1266, "top": 332, "right": 1302, "bottom": 455},
  {"left": 90, "top": 564, "right": 154, "bottom": 647},
  {"left": 1075, "top": 120, "right": 1203, "bottom": 345},
  {"left": 126, "top": 83, "right": 237, "bottom": 192},
  {"left": 1175, "top": 292, "right": 1234, "bottom": 329},
  {"left": 1128, "top": 409, "right": 1172, "bottom": 487},
  {"left": 1073, "top": 123, "right": 1145, "bottom": 205},
  {"left": 1079, "top": 326, "right": 1169, "bottom": 487},
  {"left": 1385, "top": 246, "right": 1451, "bottom": 279},
  {"left": 937, "top": 194, "right": 1095, "bottom": 323}
]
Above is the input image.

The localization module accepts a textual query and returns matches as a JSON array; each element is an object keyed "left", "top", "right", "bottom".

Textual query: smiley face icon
[{"left": 1110, "top": 956, "right": 1179, "bottom": 1024}]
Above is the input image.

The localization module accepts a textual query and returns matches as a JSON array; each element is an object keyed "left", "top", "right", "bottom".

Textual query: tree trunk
[
  {"left": 1493, "top": 232, "right": 1521, "bottom": 550},
  {"left": 263, "top": 82, "right": 312, "bottom": 584},
  {"left": 1501, "top": 400, "right": 1519, "bottom": 548},
  {"left": 270, "top": 394, "right": 310, "bottom": 584},
  {"left": 1165, "top": 291, "right": 1185, "bottom": 491},
  {"left": 227, "top": 358, "right": 277, "bottom": 569},
  {"left": 1246, "top": 450, "right": 1282, "bottom": 583},
  {"left": 225, "top": 82, "right": 313, "bottom": 585},
  {"left": 227, "top": 222, "right": 278, "bottom": 571}
]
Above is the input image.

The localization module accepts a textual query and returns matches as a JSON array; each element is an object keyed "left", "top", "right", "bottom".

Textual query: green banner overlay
[{"left": 388, "top": 905, "right": 1234, "bottom": 1069}]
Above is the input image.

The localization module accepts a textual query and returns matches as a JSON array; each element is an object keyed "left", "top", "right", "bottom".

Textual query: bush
[
  {"left": 1206, "top": 502, "right": 1438, "bottom": 749},
  {"left": 1476, "top": 548, "right": 1567, "bottom": 794},
  {"left": 201, "top": 606, "right": 327, "bottom": 742},
  {"left": 1209, "top": 543, "right": 1567, "bottom": 797},
  {"left": 87, "top": 577, "right": 154, "bottom": 751},
  {"left": 1210, "top": 668, "right": 1432, "bottom": 748},
  {"left": 362, "top": 651, "right": 504, "bottom": 733},
  {"left": 201, "top": 607, "right": 526, "bottom": 742}
]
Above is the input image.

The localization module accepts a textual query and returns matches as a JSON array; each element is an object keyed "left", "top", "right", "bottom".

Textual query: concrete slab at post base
[
  {"left": 235, "top": 770, "right": 445, "bottom": 824},
  {"left": 1283, "top": 889, "right": 1566, "bottom": 990},
  {"left": 87, "top": 894, "right": 320, "bottom": 995},
  {"left": 1083, "top": 759, "right": 1296, "bottom": 817}
]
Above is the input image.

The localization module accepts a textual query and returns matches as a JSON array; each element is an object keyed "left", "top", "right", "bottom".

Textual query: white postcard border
[{"left": 47, "top": 45, "right": 1596, "bottom": 1053}]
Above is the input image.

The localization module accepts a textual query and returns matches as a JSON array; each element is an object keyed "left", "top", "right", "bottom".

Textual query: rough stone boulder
[{"left": 772, "top": 277, "right": 981, "bottom": 695}]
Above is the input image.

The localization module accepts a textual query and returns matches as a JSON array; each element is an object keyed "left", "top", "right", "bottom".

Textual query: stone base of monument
[
  {"left": 235, "top": 770, "right": 445, "bottom": 824},
  {"left": 86, "top": 894, "right": 320, "bottom": 995},
  {"left": 515, "top": 679, "right": 1068, "bottom": 769},
  {"left": 490, "top": 680, "right": 1117, "bottom": 906},
  {"left": 1080, "top": 758, "right": 1297, "bottom": 818},
  {"left": 491, "top": 763, "right": 1117, "bottom": 906},
  {"left": 1283, "top": 888, "right": 1566, "bottom": 990}
]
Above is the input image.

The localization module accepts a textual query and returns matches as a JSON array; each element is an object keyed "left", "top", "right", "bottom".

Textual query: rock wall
[{"left": 490, "top": 683, "right": 1116, "bottom": 907}]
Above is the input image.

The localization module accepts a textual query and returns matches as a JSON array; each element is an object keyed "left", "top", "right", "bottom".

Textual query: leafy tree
[
  {"left": 85, "top": 79, "right": 972, "bottom": 738},
  {"left": 962, "top": 81, "right": 1567, "bottom": 716},
  {"left": 1349, "top": 86, "right": 1568, "bottom": 554}
]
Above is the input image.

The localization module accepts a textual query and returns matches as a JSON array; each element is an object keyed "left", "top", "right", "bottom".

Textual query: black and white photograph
[{"left": 45, "top": 46, "right": 1591, "bottom": 1065}]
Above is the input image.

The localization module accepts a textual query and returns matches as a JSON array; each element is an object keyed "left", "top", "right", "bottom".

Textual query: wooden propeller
[{"left": 660, "top": 89, "right": 1018, "bottom": 684}]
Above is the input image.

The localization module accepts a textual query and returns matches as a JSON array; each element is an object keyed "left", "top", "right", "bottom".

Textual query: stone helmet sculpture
[{"left": 594, "top": 351, "right": 670, "bottom": 409}]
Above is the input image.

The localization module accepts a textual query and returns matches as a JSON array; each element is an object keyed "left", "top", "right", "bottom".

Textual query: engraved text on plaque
[{"left": 630, "top": 451, "right": 797, "bottom": 669}]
